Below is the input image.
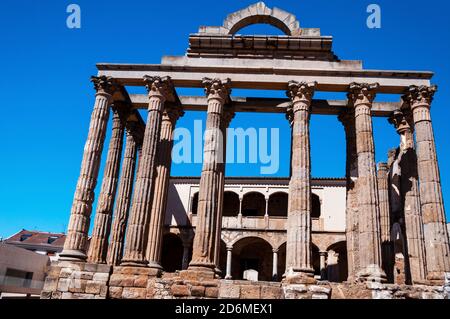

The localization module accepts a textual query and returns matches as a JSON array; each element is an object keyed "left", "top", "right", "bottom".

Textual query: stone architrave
[
  {"left": 338, "top": 109, "right": 360, "bottom": 281},
  {"left": 146, "top": 104, "right": 184, "bottom": 270},
  {"left": 347, "top": 82, "right": 386, "bottom": 282},
  {"left": 188, "top": 78, "right": 231, "bottom": 273},
  {"left": 87, "top": 105, "right": 126, "bottom": 264},
  {"left": 106, "top": 125, "right": 139, "bottom": 266},
  {"left": 402, "top": 85, "right": 450, "bottom": 282},
  {"left": 60, "top": 76, "right": 117, "bottom": 261},
  {"left": 285, "top": 81, "right": 317, "bottom": 281},
  {"left": 121, "top": 76, "right": 176, "bottom": 266}
]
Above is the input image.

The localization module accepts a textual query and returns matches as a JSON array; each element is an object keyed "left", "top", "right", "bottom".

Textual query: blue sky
[{"left": 0, "top": 0, "right": 449, "bottom": 238}]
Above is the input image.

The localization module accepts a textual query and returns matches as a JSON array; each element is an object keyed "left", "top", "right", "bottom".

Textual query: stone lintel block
[
  {"left": 240, "top": 285, "right": 261, "bottom": 299},
  {"left": 122, "top": 287, "right": 147, "bottom": 299},
  {"left": 205, "top": 287, "right": 219, "bottom": 299},
  {"left": 261, "top": 286, "right": 282, "bottom": 299},
  {"left": 109, "top": 287, "right": 123, "bottom": 299},
  {"left": 191, "top": 286, "right": 206, "bottom": 297},
  {"left": 171, "top": 284, "right": 190, "bottom": 297}
]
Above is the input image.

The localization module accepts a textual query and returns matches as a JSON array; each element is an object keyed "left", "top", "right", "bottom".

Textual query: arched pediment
[{"left": 198, "top": 2, "right": 302, "bottom": 36}]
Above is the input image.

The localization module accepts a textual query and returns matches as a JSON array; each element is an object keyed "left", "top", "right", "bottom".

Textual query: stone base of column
[
  {"left": 147, "top": 260, "right": 164, "bottom": 273},
  {"left": 58, "top": 249, "right": 88, "bottom": 262},
  {"left": 356, "top": 264, "right": 388, "bottom": 283},
  {"left": 425, "top": 272, "right": 448, "bottom": 285},
  {"left": 108, "top": 266, "right": 161, "bottom": 299},
  {"left": 40, "top": 261, "right": 111, "bottom": 299},
  {"left": 120, "top": 259, "right": 149, "bottom": 267}
]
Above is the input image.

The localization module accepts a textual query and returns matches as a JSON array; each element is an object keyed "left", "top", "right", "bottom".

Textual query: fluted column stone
[
  {"left": 87, "top": 106, "right": 126, "bottom": 263},
  {"left": 348, "top": 82, "right": 386, "bottom": 281},
  {"left": 60, "top": 76, "right": 117, "bottom": 261},
  {"left": 188, "top": 78, "right": 231, "bottom": 273},
  {"left": 121, "top": 76, "right": 176, "bottom": 266},
  {"left": 107, "top": 126, "right": 139, "bottom": 266},
  {"left": 285, "top": 81, "right": 316, "bottom": 281},
  {"left": 146, "top": 104, "right": 184, "bottom": 269},
  {"left": 338, "top": 109, "right": 360, "bottom": 281},
  {"left": 403, "top": 85, "right": 450, "bottom": 282}
]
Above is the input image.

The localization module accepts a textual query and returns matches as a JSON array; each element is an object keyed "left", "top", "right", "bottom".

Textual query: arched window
[
  {"left": 241, "top": 192, "right": 266, "bottom": 216},
  {"left": 268, "top": 192, "right": 288, "bottom": 217},
  {"left": 191, "top": 192, "right": 199, "bottom": 215},
  {"left": 311, "top": 193, "right": 321, "bottom": 218},
  {"left": 223, "top": 191, "right": 240, "bottom": 217}
]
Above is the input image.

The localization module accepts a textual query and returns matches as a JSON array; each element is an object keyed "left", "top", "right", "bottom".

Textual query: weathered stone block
[
  {"left": 51, "top": 291, "right": 62, "bottom": 299},
  {"left": 261, "top": 286, "right": 282, "bottom": 299},
  {"left": 122, "top": 287, "right": 147, "bottom": 299},
  {"left": 110, "top": 274, "right": 134, "bottom": 287},
  {"left": 109, "top": 287, "right": 123, "bottom": 299},
  {"left": 171, "top": 284, "right": 190, "bottom": 297},
  {"left": 61, "top": 292, "right": 74, "bottom": 299},
  {"left": 308, "top": 285, "right": 331, "bottom": 294},
  {"left": 43, "top": 277, "right": 58, "bottom": 291},
  {"left": 205, "top": 287, "right": 219, "bottom": 298},
  {"left": 57, "top": 278, "right": 70, "bottom": 292},
  {"left": 219, "top": 282, "right": 240, "bottom": 299},
  {"left": 40, "top": 291, "right": 52, "bottom": 299},
  {"left": 93, "top": 272, "right": 110, "bottom": 282},
  {"left": 134, "top": 275, "right": 149, "bottom": 288},
  {"left": 312, "top": 294, "right": 328, "bottom": 299},
  {"left": 85, "top": 281, "right": 102, "bottom": 294},
  {"left": 191, "top": 286, "right": 206, "bottom": 297},
  {"left": 240, "top": 285, "right": 261, "bottom": 299},
  {"left": 179, "top": 270, "right": 215, "bottom": 282}
]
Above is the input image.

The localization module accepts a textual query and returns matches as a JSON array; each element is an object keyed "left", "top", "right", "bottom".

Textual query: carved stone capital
[
  {"left": 91, "top": 76, "right": 118, "bottom": 95},
  {"left": 143, "top": 75, "right": 176, "bottom": 102},
  {"left": 388, "top": 110, "right": 412, "bottom": 135},
  {"left": 402, "top": 85, "right": 437, "bottom": 110},
  {"left": 286, "top": 81, "right": 317, "bottom": 106},
  {"left": 347, "top": 82, "right": 379, "bottom": 107},
  {"left": 377, "top": 162, "right": 389, "bottom": 173},
  {"left": 163, "top": 103, "right": 185, "bottom": 125},
  {"left": 202, "top": 78, "right": 232, "bottom": 103}
]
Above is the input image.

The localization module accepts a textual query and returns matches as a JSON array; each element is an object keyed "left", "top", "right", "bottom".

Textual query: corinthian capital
[
  {"left": 286, "top": 81, "right": 317, "bottom": 105},
  {"left": 347, "top": 82, "right": 379, "bottom": 107},
  {"left": 91, "top": 76, "right": 118, "bottom": 95},
  {"left": 164, "top": 103, "right": 185, "bottom": 125},
  {"left": 388, "top": 110, "right": 412, "bottom": 134},
  {"left": 202, "top": 78, "right": 232, "bottom": 103},
  {"left": 402, "top": 85, "right": 437, "bottom": 109},
  {"left": 143, "top": 75, "right": 176, "bottom": 102}
]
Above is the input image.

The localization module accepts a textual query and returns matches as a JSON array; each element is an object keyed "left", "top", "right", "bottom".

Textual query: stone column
[
  {"left": 338, "top": 109, "right": 360, "bottom": 281},
  {"left": 121, "top": 76, "right": 175, "bottom": 266},
  {"left": 377, "top": 162, "right": 394, "bottom": 281},
  {"left": 213, "top": 107, "right": 235, "bottom": 275},
  {"left": 106, "top": 126, "right": 139, "bottom": 266},
  {"left": 389, "top": 110, "right": 427, "bottom": 283},
  {"left": 188, "top": 78, "right": 231, "bottom": 273},
  {"left": 347, "top": 82, "right": 386, "bottom": 281},
  {"left": 402, "top": 85, "right": 450, "bottom": 282},
  {"left": 319, "top": 251, "right": 327, "bottom": 280},
  {"left": 60, "top": 76, "right": 117, "bottom": 261},
  {"left": 272, "top": 249, "right": 279, "bottom": 281},
  {"left": 225, "top": 247, "right": 233, "bottom": 279},
  {"left": 146, "top": 104, "right": 184, "bottom": 270},
  {"left": 87, "top": 106, "right": 126, "bottom": 264},
  {"left": 285, "top": 81, "right": 316, "bottom": 281}
]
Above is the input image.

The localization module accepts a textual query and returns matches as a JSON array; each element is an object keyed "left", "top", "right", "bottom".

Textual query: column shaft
[
  {"left": 121, "top": 76, "right": 174, "bottom": 266},
  {"left": 285, "top": 81, "right": 316, "bottom": 280},
  {"left": 225, "top": 248, "right": 233, "bottom": 279},
  {"left": 189, "top": 78, "right": 231, "bottom": 272},
  {"left": 348, "top": 82, "right": 386, "bottom": 281},
  {"left": 272, "top": 250, "right": 279, "bottom": 281},
  {"left": 106, "top": 129, "right": 138, "bottom": 266},
  {"left": 403, "top": 85, "right": 450, "bottom": 282},
  {"left": 146, "top": 106, "right": 183, "bottom": 269},
  {"left": 60, "top": 76, "right": 116, "bottom": 261},
  {"left": 88, "top": 108, "right": 125, "bottom": 263}
]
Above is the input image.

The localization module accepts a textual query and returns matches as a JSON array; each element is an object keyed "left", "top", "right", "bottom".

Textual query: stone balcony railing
[{"left": 188, "top": 215, "right": 324, "bottom": 231}]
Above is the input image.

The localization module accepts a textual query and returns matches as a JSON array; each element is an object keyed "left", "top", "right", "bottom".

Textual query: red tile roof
[{"left": 5, "top": 229, "right": 66, "bottom": 247}]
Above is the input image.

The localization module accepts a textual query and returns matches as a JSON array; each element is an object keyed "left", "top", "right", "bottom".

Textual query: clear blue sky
[{"left": 0, "top": 0, "right": 449, "bottom": 238}]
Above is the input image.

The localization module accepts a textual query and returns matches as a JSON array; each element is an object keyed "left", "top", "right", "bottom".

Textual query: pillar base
[
  {"left": 59, "top": 249, "right": 87, "bottom": 262},
  {"left": 147, "top": 261, "right": 164, "bottom": 272},
  {"left": 356, "top": 264, "right": 387, "bottom": 283}
]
